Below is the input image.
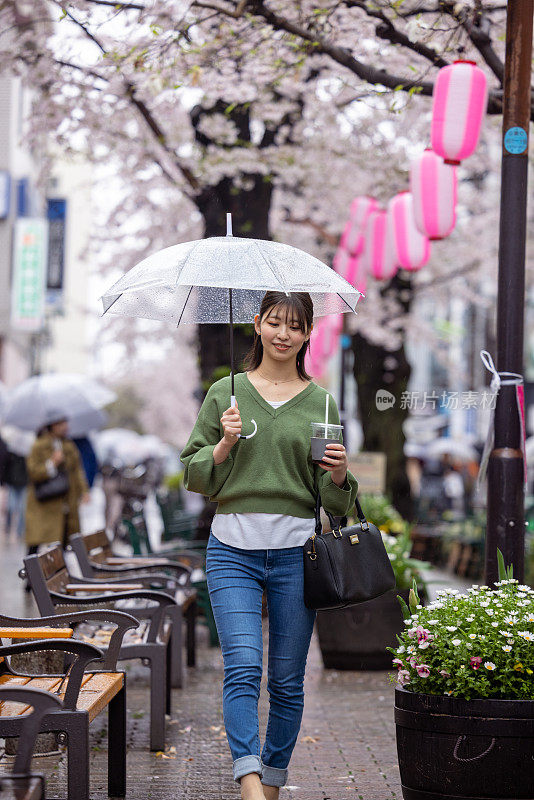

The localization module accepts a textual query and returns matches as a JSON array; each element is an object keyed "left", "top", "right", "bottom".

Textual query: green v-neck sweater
[{"left": 180, "top": 373, "right": 358, "bottom": 519}]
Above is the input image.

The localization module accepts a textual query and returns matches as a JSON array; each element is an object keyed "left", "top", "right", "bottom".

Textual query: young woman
[{"left": 180, "top": 291, "right": 358, "bottom": 800}]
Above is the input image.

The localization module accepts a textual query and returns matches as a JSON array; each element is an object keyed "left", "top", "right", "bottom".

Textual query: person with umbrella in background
[
  {"left": 25, "top": 409, "right": 90, "bottom": 564},
  {"left": 181, "top": 291, "right": 358, "bottom": 800}
]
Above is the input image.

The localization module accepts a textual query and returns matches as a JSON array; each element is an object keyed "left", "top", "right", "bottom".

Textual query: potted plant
[
  {"left": 390, "top": 552, "right": 534, "bottom": 799},
  {"left": 316, "top": 524, "right": 429, "bottom": 670}
]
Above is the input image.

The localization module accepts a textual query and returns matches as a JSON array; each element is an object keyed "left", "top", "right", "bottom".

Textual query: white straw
[
  {"left": 226, "top": 212, "right": 233, "bottom": 236},
  {"left": 325, "top": 393, "right": 329, "bottom": 435}
]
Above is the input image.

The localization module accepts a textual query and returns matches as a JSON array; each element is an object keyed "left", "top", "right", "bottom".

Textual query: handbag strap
[{"left": 314, "top": 491, "right": 369, "bottom": 535}]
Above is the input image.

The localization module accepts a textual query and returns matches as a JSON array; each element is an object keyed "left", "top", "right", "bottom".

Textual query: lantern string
[{"left": 476, "top": 350, "right": 526, "bottom": 492}]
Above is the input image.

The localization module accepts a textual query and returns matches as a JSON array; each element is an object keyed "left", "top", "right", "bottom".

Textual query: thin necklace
[{"left": 257, "top": 368, "right": 301, "bottom": 386}]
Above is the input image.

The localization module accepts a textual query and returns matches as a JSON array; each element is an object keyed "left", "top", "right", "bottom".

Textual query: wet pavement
[{"left": 0, "top": 512, "right": 469, "bottom": 800}]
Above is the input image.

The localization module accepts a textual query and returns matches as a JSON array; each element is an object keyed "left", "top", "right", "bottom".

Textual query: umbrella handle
[{"left": 231, "top": 395, "right": 258, "bottom": 440}]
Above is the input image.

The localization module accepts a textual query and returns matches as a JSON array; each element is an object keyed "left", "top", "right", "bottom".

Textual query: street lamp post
[{"left": 485, "top": 0, "right": 533, "bottom": 584}]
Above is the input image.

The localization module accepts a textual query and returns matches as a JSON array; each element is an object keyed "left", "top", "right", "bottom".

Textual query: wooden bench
[
  {"left": 70, "top": 530, "right": 218, "bottom": 648},
  {"left": 69, "top": 530, "right": 200, "bottom": 673},
  {"left": 0, "top": 685, "right": 63, "bottom": 800},
  {"left": 21, "top": 546, "right": 194, "bottom": 750},
  {"left": 0, "top": 612, "right": 137, "bottom": 800}
]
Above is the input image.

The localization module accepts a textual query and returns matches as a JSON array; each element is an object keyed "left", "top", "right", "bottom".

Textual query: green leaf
[
  {"left": 497, "top": 548, "right": 506, "bottom": 581},
  {"left": 397, "top": 594, "right": 410, "bottom": 622}
]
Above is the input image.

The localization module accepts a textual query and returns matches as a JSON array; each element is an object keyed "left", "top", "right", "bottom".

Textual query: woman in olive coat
[{"left": 25, "top": 411, "right": 90, "bottom": 553}]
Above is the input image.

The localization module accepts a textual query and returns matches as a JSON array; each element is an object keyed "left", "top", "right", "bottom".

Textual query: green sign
[{"left": 11, "top": 218, "right": 48, "bottom": 332}]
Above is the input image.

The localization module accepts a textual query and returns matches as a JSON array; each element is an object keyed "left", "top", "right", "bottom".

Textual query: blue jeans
[{"left": 205, "top": 532, "right": 316, "bottom": 787}]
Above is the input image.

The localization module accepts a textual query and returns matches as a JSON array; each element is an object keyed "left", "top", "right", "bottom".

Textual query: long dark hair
[{"left": 243, "top": 291, "right": 313, "bottom": 381}]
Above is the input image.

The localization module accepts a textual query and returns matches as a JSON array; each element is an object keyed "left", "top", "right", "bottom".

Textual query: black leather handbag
[
  {"left": 34, "top": 469, "right": 69, "bottom": 502},
  {"left": 302, "top": 494, "right": 396, "bottom": 611}
]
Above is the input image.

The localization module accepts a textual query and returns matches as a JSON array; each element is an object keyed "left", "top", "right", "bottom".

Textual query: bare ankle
[
  {"left": 240, "top": 772, "right": 265, "bottom": 800},
  {"left": 262, "top": 785, "right": 280, "bottom": 800}
]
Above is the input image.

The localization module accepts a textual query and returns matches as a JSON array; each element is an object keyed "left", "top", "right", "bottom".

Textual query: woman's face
[
  {"left": 50, "top": 420, "right": 69, "bottom": 438},
  {"left": 254, "top": 304, "right": 312, "bottom": 362}
]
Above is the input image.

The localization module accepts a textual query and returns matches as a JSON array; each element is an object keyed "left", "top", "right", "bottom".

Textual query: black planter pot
[
  {"left": 316, "top": 587, "right": 414, "bottom": 670},
  {"left": 395, "top": 686, "right": 534, "bottom": 800}
]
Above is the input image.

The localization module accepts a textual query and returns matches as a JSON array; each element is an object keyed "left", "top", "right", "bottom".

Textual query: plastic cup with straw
[{"left": 310, "top": 393, "right": 343, "bottom": 464}]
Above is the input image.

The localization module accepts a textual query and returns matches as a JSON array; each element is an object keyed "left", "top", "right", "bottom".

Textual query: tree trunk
[{"left": 351, "top": 272, "right": 414, "bottom": 520}]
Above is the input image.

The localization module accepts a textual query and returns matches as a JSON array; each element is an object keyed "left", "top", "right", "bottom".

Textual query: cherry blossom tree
[{"left": 0, "top": 0, "right": 519, "bottom": 514}]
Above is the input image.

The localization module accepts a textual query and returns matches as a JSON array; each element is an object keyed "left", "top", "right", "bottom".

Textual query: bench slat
[
  {"left": 0, "top": 677, "right": 63, "bottom": 717},
  {"left": 74, "top": 673, "right": 123, "bottom": 722}
]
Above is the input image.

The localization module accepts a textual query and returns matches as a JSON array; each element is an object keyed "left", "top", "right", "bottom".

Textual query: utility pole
[{"left": 485, "top": 0, "right": 533, "bottom": 584}]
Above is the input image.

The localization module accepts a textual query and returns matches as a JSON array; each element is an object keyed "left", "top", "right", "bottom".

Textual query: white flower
[
  {"left": 469, "top": 634, "right": 477, "bottom": 640},
  {"left": 502, "top": 645, "right": 512, "bottom": 652},
  {"left": 525, "top": 614, "right": 534, "bottom": 623},
  {"left": 453, "top": 607, "right": 459, "bottom": 612},
  {"left": 445, "top": 626, "right": 457, "bottom": 632},
  {"left": 491, "top": 622, "right": 499, "bottom": 627},
  {"left": 485, "top": 609, "right": 494, "bottom": 616},
  {"left": 416, "top": 605, "right": 423, "bottom": 610},
  {"left": 407, "top": 645, "right": 416, "bottom": 654},
  {"left": 504, "top": 616, "right": 517, "bottom": 626},
  {"left": 466, "top": 616, "right": 475, "bottom": 622},
  {"left": 518, "top": 631, "right": 534, "bottom": 642},
  {"left": 500, "top": 630, "right": 512, "bottom": 637},
  {"left": 428, "top": 620, "right": 439, "bottom": 625},
  {"left": 451, "top": 639, "right": 462, "bottom": 646},
  {"left": 479, "top": 601, "right": 490, "bottom": 608},
  {"left": 397, "top": 646, "right": 406, "bottom": 654},
  {"left": 484, "top": 662, "right": 496, "bottom": 671},
  {"left": 419, "top": 641, "right": 430, "bottom": 650}
]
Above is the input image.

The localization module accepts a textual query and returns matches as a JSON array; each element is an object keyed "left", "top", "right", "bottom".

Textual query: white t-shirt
[{"left": 210, "top": 399, "right": 315, "bottom": 550}]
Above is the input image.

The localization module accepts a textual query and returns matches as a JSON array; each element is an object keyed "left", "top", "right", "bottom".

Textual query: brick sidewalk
[{"left": 1, "top": 535, "right": 467, "bottom": 800}]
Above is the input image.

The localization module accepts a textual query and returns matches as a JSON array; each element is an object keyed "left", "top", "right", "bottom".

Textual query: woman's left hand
[
  {"left": 319, "top": 443, "right": 348, "bottom": 486},
  {"left": 81, "top": 492, "right": 91, "bottom": 505}
]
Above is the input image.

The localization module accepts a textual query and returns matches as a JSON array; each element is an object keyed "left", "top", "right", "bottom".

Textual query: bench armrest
[
  {"left": 49, "top": 590, "right": 177, "bottom": 643},
  {"left": 0, "top": 639, "right": 103, "bottom": 711},
  {"left": 65, "top": 583, "right": 144, "bottom": 592},
  {"left": 0, "top": 611, "right": 139, "bottom": 671},
  {"left": 67, "top": 572, "right": 186, "bottom": 590}
]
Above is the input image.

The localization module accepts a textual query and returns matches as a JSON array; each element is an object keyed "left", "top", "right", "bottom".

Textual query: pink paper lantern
[
  {"left": 340, "top": 196, "right": 378, "bottom": 255},
  {"left": 387, "top": 192, "right": 431, "bottom": 272},
  {"left": 431, "top": 60, "right": 488, "bottom": 165},
  {"left": 361, "top": 209, "right": 397, "bottom": 281},
  {"left": 305, "top": 315, "right": 342, "bottom": 378},
  {"left": 410, "top": 149, "right": 458, "bottom": 240},
  {"left": 333, "top": 246, "right": 351, "bottom": 276},
  {"left": 333, "top": 248, "right": 366, "bottom": 294}
]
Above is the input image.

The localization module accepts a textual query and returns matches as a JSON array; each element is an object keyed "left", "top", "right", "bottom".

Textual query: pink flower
[
  {"left": 470, "top": 657, "right": 483, "bottom": 670},
  {"left": 397, "top": 670, "right": 411, "bottom": 687},
  {"left": 440, "top": 670, "right": 450, "bottom": 678},
  {"left": 392, "top": 658, "right": 404, "bottom": 669},
  {"left": 416, "top": 664, "right": 430, "bottom": 678},
  {"left": 408, "top": 656, "right": 418, "bottom": 668},
  {"left": 416, "top": 626, "right": 430, "bottom": 642}
]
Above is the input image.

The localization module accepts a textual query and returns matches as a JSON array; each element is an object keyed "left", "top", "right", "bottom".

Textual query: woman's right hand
[
  {"left": 51, "top": 449, "right": 65, "bottom": 467},
  {"left": 221, "top": 402, "right": 242, "bottom": 447}
]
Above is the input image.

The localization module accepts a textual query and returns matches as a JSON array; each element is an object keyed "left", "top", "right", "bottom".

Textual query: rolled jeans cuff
[
  {"left": 233, "top": 755, "right": 262, "bottom": 783},
  {"left": 261, "top": 762, "right": 289, "bottom": 787}
]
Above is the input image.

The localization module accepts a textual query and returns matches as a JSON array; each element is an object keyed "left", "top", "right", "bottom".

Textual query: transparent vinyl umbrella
[
  {"left": 2, "top": 374, "right": 117, "bottom": 432},
  {"left": 101, "top": 215, "right": 362, "bottom": 439}
]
